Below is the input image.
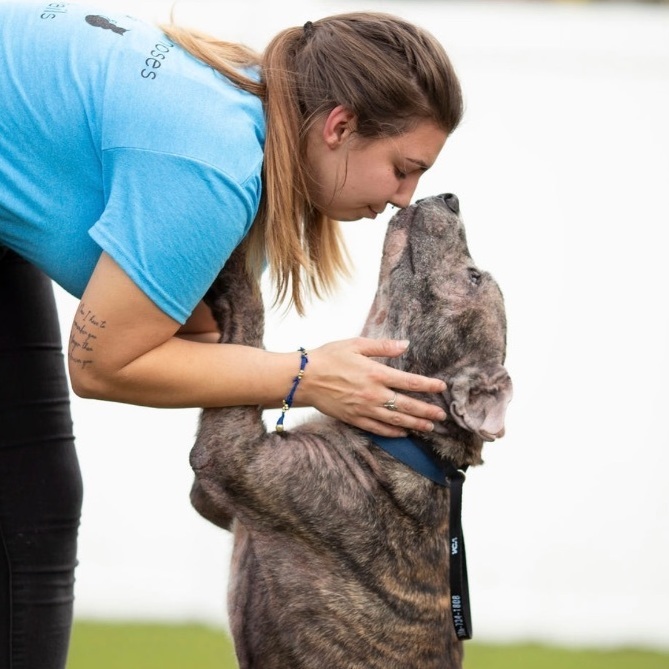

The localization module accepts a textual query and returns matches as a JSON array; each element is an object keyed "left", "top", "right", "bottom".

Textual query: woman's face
[{"left": 305, "top": 107, "right": 448, "bottom": 221}]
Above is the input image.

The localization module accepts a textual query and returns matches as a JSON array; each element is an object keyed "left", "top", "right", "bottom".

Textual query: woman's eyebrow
[{"left": 406, "top": 157, "right": 431, "bottom": 170}]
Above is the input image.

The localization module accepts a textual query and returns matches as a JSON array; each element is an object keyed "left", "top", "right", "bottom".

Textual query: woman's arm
[
  {"left": 174, "top": 300, "right": 220, "bottom": 344},
  {"left": 67, "top": 253, "right": 446, "bottom": 436}
]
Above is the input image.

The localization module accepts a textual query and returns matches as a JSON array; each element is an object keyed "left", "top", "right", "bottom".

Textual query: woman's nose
[
  {"left": 391, "top": 176, "right": 420, "bottom": 209},
  {"left": 389, "top": 194, "right": 411, "bottom": 209}
]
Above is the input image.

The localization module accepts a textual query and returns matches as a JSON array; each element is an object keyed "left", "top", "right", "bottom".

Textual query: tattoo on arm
[{"left": 68, "top": 303, "right": 107, "bottom": 369}]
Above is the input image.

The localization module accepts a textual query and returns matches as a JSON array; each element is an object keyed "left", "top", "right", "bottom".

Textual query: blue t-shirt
[{"left": 0, "top": 1, "right": 265, "bottom": 323}]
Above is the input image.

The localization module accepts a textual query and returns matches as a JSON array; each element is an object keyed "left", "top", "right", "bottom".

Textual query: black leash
[{"left": 362, "top": 432, "right": 473, "bottom": 640}]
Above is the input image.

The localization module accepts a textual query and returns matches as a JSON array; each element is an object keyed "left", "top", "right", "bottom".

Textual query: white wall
[{"left": 50, "top": 0, "right": 669, "bottom": 650}]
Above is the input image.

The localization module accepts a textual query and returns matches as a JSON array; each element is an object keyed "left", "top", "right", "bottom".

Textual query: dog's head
[{"left": 362, "top": 193, "right": 513, "bottom": 465}]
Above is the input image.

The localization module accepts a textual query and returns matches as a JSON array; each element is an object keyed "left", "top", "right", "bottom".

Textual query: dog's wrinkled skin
[{"left": 191, "top": 194, "right": 513, "bottom": 669}]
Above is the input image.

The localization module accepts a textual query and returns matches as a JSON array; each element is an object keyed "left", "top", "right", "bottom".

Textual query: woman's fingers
[
  {"left": 344, "top": 392, "right": 442, "bottom": 438},
  {"left": 374, "top": 390, "right": 446, "bottom": 433},
  {"left": 380, "top": 391, "right": 445, "bottom": 422},
  {"left": 351, "top": 337, "right": 447, "bottom": 394},
  {"left": 301, "top": 338, "right": 447, "bottom": 436},
  {"left": 352, "top": 336, "right": 412, "bottom": 358}
]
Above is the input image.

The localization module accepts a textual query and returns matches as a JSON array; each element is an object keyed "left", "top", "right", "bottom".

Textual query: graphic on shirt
[{"left": 85, "top": 15, "right": 128, "bottom": 35}]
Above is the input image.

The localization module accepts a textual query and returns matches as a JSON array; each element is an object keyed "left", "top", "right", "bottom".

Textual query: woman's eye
[
  {"left": 394, "top": 168, "right": 407, "bottom": 180},
  {"left": 468, "top": 268, "right": 482, "bottom": 286}
]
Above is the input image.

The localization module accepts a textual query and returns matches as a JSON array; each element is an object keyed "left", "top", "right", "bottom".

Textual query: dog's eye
[{"left": 468, "top": 268, "right": 482, "bottom": 286}]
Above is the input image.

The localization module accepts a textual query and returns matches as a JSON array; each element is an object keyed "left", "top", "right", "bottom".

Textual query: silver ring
[{"left": 382, "top": 392, "right": 398, "bottom": 411}]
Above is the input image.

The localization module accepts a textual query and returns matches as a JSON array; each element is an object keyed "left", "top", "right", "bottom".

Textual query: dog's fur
[{"left": 190, "top": 194, "right": 513, "bottom": 669}]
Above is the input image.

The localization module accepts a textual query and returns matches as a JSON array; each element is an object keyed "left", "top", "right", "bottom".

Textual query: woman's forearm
[{"left": 72, "top": 338, "right": 302, "bottom": 409}]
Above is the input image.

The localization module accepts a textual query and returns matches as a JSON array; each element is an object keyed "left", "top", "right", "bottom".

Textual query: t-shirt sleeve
[{"left": 90, "top": 146, "right": 261, "bottom": 324}]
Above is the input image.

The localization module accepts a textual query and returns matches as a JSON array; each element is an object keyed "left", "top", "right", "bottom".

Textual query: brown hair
[{"left": 162, "top": 13, "right": 463, "bottom": 314}]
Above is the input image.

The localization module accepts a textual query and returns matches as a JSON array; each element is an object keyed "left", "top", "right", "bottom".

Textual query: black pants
[{"left": 0, "top": 248, "right": 83, "bottom": 669}]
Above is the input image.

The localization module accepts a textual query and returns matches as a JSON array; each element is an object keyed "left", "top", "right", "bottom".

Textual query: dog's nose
[
  {"left": 417, "top": 193, "right": 459, "bottom": 213},
  {"left": 439, "top": 193, "right": 459, "bottom": 214}
]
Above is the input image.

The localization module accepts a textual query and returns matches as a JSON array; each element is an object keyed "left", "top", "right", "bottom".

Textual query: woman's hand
[{"left": 298, "top": 338, "right": 447, "bottom": 437}]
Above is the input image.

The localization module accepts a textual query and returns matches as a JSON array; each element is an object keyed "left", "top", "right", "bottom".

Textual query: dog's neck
[
  {"left": 409, "top": 424, "right": 484, "bottom": 470},
  {"left": 360, "top": 431, "right": 468, "bottom": 484}
]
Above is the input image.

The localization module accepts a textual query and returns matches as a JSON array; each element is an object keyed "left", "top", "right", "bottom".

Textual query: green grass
[
  {"left": 68, "top": 621, "right": 669, "bottom": 669},
  {"left": 464, "top": 644, "right": 669, "bottom": 669},
  {"left": 68, "top": 622, "right": 237, "bottom": 668}
]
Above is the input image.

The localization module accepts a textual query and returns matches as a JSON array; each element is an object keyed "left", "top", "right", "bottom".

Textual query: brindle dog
[{"left": 190, "top": 193, "right": 513, "bottom": 669}]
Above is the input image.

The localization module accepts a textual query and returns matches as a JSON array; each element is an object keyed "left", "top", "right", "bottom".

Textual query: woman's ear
[{"left": 321, "top": 105, "right": 357, "bottom": 148}]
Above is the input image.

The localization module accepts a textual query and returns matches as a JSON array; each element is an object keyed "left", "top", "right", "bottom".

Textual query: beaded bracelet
[{"left": 275, "top": 347, "right": 309, "bottom": 433}]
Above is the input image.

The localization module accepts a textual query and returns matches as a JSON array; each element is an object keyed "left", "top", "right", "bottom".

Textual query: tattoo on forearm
[{"left": 68, "top": 303, "right": 107, "bottom": 369}]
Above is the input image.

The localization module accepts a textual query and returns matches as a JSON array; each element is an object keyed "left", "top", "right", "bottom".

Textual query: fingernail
[
  {"left": 397, "top": 339, "right": 410, "bottom": 350},
  {"left": 437, "top": 411, "right": 447, "bottom": 421},
  {"left": 425, "top": 422, "right": 434, "bottom": 432}
]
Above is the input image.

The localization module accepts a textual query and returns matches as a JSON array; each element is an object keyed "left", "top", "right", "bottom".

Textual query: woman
[{"left": 0, "top": 2, "right": 463, "bottom": 666}]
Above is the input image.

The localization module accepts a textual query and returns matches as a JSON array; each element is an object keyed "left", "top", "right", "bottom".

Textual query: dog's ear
[{"left": 448, "top": 365, "right": 513, "bottom": 442}]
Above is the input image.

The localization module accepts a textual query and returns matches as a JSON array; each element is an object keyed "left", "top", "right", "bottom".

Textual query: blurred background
[{"left": 49, "top": 0, "right": 668, "bottom": 653}]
